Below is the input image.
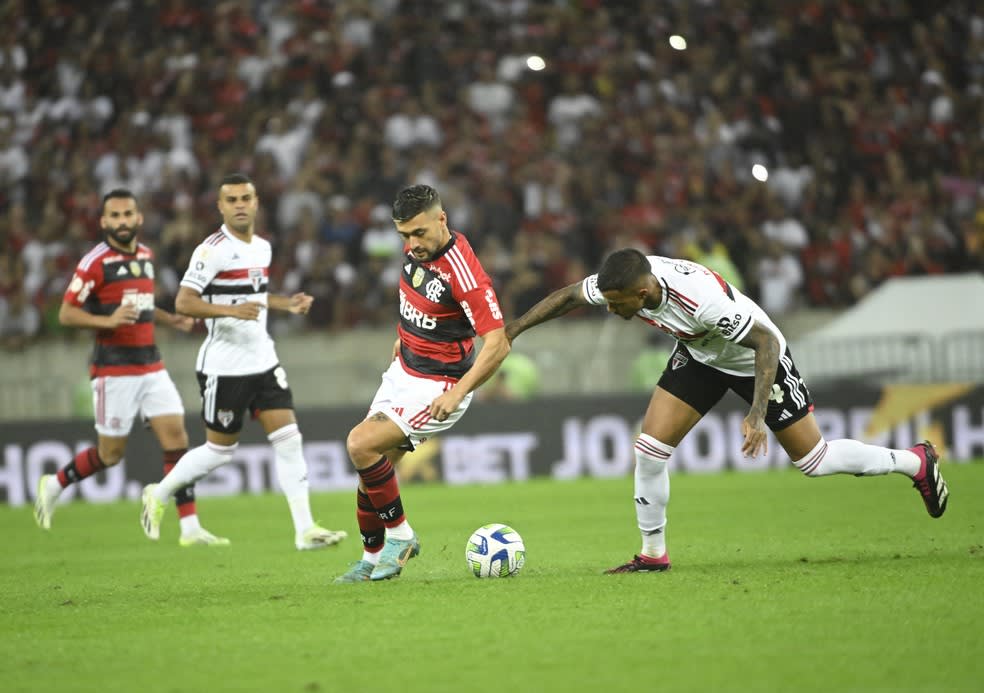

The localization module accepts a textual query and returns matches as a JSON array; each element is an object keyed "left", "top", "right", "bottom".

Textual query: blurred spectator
[
  {"left": 757, "top": 239, "right": 803, "bottom": 316},
  {"left": 0, "top": 286, "right": 41, "bottom": 351},
  {"left": 0, "top": 0, "right": 977, "bottom": 343}
]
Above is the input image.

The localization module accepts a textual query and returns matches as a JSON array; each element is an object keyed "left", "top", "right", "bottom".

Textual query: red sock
[
  {"left": 164, "top": 449, "right": 197, "bottom": 518},
  {"left": 357, "top": 457, "right": 405, "bottom": 528},
  {"left": 357, "top": 489, "right": 385, "bottom": 553},
  {"left": 56, "top": 447, "right": 105, "bottom": 487}
]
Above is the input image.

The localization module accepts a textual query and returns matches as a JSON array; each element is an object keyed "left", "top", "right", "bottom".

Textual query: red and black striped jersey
[
  {"left": 64, "top": 242, "right": 163, "bottom": 378},
  {"left": 397, "top": 231, "right": 504, "bottom": 380}
]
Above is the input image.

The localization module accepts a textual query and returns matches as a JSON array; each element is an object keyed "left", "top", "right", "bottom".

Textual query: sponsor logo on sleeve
[{"left": 716, "top": 313, "right": 743, "bottom": 337}]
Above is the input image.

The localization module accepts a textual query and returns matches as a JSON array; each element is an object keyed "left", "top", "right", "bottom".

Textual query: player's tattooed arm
[
  {"left": 504, "top": 282, "right": 589, "bottom": 342},
  {"left": 737, "top": 321, "right": 781, "bottom": 457}
]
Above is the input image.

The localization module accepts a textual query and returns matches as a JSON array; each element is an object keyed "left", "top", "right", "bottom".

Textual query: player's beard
[{"left": 106, "top": 225, "right": 138, "bottom": 248}]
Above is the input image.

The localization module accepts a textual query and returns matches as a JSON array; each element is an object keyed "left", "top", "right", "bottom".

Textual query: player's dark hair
[
  {"left": 101, "top": 188, "right": 137, "bottom": 214},
  {"left": 392, "top": 184, "right": 441, "bottom": 223},
  {"left": 597, "top": 248, "right": 651, "bottom": 293},
  {"left": 219, "top": 172, "right": 254, "bottom": 189}
]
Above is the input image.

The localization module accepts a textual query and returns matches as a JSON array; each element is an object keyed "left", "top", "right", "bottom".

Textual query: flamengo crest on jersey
[
  {"left": 581, "top": 256, "right": 786, "bottom": 377},
  {"left": 397, "top": 231, "right": 504, "bottom": 379},
  {"left": 180, "top": 225, "right": 279, "bottom": 376},
  {"left": 64, "top": 242, "right": 163, "bottom": 378}
]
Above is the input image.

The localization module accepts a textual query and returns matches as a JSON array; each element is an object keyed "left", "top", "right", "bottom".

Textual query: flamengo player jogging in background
[
  {"left": 334, "top": 184, "right": 510, "bottom": 583},
  {"left": 139, "top": 173, "right": 346, "bottom": 551},
  {"left": 506, "top": 248, "right": 949, "bottom": 573},
  {"left": 35, "top": 189, "right": 227, "bottom": 546}
]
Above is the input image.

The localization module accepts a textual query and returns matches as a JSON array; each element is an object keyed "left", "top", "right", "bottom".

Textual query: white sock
[
  {"left": 794, "top": 438, "right": 921, "bottom": 477},
  {"left": 363, "top": 551, "right": 382, "bottom": 565},
  {"left": 386, "top": 520, "right": 414, "bottom": 541},
  {"left": 179, "top": 515, "right": 202, "bottom": 535},
  {"left": 155, "top": 441, "right": 237, "bottom": 502},
  {"left": 269, "top": 424, "right": 315, "bottom": 535},
  {"left": 634, "top": 434, "right": 672, "bottom": 559}
]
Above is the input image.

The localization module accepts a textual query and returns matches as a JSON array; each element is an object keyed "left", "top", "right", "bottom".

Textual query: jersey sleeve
[
  {"left": 447, "top": 238, "right": 505, "bottom": 336},
  {"left": 180, "top": 243, "right": 222, "bottom": 293},
  {"left": 458, "top": 284, "right": 505, "bottom": 336},
  {"left": 63, "top": 261, "right": 101, "bottom": 307},
  {"left": 694, "top": 290, "right": 754, "bottom": 343},
  {"left": 581, "top": 274, "right": 605, "bottom": 306}
]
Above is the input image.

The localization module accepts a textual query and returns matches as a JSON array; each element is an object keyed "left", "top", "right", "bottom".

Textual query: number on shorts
[{"left": 274, "top": 366, "right": 289, "bottom": 389}]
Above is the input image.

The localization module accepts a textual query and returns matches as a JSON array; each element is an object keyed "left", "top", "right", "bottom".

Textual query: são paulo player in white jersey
[
  {"left": 139, "top": 173, "right": 346, "bottom": 552},
  {"left": 506, "top": 248, "right": 949, "bottom": 573},
  {"left": 333, "top": 184, "right": 511, "bottom": 583}
]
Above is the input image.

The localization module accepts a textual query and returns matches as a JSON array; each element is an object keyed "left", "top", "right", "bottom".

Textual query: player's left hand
[
  {"left": 287, "top": 292, "right": 314, "bottom": 315},
  {"left": 429, "top": 391, "right": 463, "bottom": 422},
  {"left": 741, "top": 413, "right": 768, "bottom": 458},
  {"left": 172, "top": 315, "right": 195, "bottom": 332}
]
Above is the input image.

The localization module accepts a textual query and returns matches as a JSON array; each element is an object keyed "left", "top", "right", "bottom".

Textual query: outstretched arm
[
  {"left": 737, "top": 321, "right": 781, "bottom": 458},
  {"left": 59, "top": 301, "right": 138, "bottom": 330},
  {"left": 268, "top": 292, "right": 313, "bottom": 315},
  {"left": 154, "top": 308, "right": 194, "bottom": 332},
  {"left": 429, "top": 327, "right": 511, "bottom": 421},
  {"left": 504, "top": 282, "right": 590, "bottom": 342},
  {"left": 175, "top": 286, "right": 263, "bottom": 321}
]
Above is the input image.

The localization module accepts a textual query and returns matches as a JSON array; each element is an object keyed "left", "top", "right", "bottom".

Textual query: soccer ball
[{"left": 465, "top": 523, "right": 526, "bottom": 578}]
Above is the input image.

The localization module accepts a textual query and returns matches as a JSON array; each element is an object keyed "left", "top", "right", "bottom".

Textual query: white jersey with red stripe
[
  {"left": 180, "top": 225, "right": 278, "bottom": 375},
  {"left": 581, "top": 256, "right": 786, "bottom": 376}
]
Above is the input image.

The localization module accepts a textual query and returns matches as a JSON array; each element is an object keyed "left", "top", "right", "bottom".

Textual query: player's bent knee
[{"left": 345, "top": 429, "right": 375, "bottom": 465}]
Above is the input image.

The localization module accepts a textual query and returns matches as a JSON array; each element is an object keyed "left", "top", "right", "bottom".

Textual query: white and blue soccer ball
[{"left": 465, "top": 523, "right": 526, "bottom": 578}]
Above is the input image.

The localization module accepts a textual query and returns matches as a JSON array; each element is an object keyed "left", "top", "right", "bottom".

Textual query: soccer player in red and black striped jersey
[
  {"left": 334, "top": 184, "right": 511, "bottom": 583},
  {"left": 34, "top": 189, "right": 228, "bottom": 546}
]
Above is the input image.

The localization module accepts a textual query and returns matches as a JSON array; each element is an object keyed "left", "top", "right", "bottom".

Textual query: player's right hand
[
  {"left": 107, "top": 304, "right": 140, "bottom": 327},
  {"left": 228, "top": 301, "right": 264, "bottom": 321}
]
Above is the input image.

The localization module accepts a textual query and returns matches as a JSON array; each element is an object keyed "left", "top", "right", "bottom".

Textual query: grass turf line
[{"left": 2, "top": 463, "right": 981, "bottom": 692}]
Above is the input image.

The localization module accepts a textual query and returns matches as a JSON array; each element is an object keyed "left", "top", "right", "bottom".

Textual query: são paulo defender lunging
[
  {"left": 334, "top": 184, "right": 510, "bottom": 582},
  {"left": 139, "top": 173, "right": 346, "bottom": 551},
  {"left": 506, "top": 249, "right": 949, "bottom": 573},
  {"left": 35, "top": 189, "right": 227, "bottom": 546}
]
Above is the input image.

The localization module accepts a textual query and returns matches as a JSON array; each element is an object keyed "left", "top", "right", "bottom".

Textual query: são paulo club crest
[
  {"left": 671, "top": 351, "right": 689, "bottom": 370},
  {"left": 248, "top": 268, "right": 264, "bottom": 292}
]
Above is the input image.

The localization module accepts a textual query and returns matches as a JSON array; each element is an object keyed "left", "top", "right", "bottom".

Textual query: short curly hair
[{"left": 392, "top": 184, "right": 441, "bottom": 223}]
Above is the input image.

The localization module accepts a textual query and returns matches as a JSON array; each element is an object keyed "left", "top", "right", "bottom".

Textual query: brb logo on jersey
[
  {"left": 121, "top": 289, "right": 155, "bottom": 312},
  {"left": 399, "top": 289, "right": 437, "bottom": 330}
]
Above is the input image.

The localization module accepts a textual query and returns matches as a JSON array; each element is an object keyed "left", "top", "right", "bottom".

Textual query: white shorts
[
  {"left": 368, "top": 359, "right": 474, "bottom": 450},
  {"left": 92, "top": 370, "right": 185, "bottom": 436}
]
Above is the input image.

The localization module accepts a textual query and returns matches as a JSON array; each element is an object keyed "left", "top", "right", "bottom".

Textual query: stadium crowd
[{"left": 0, "top": 0, "right": 981, "bottom": 349}]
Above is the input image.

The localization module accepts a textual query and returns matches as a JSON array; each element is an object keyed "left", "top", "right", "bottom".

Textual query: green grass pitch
[{"left": 3, "top": 463, "right": 982, "bottom": 692}]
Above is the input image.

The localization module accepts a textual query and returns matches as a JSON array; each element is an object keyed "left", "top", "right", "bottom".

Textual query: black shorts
[
  {"left": 196, "top": 365, "right": 294, "bottom": 434},
  {"left": 656, "top": 344, "right": 813, "bottom": 431}
]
